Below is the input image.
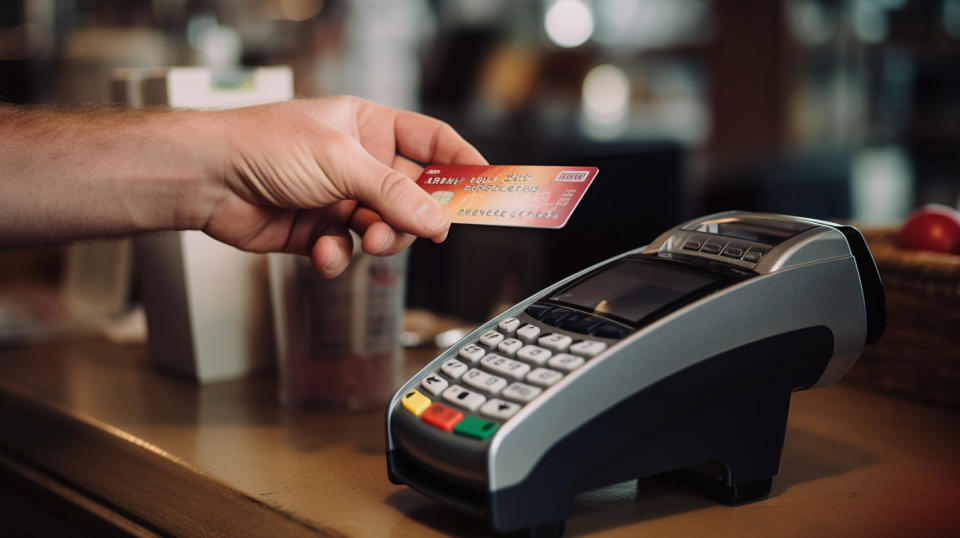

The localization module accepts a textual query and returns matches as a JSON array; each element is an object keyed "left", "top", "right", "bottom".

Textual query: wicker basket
[{"left": 844, "top": 228, "right": 960, "bottom": 408}]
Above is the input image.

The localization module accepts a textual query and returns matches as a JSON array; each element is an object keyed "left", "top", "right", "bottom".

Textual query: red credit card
[{"left": 415, "top": 165, "right": 599, "bottom": 229}]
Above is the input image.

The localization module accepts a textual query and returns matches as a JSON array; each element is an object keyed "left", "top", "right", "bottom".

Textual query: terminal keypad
[{"left": 405, "top": 307, "right": 623, "bottom": 441}]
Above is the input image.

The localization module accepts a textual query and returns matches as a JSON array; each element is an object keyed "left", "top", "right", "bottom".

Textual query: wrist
[{"left": 136, "top": 109, "right": 226, "bottom": 233}]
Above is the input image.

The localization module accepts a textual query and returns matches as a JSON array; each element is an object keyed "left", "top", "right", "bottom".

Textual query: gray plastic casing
[{"left": 386, "top": 211, "right": 870, "bottom": 492}]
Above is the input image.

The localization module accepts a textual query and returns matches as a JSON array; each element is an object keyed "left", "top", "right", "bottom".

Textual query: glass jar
[{"left": 268, "top": 246, "right": 407, "bottom": 410}]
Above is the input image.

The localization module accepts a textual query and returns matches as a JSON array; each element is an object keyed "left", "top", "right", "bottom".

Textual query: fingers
[
  {"left": 279, "top": 195, "right": 417, "bottom": 278},
  {"left": 349, "top": 206, "right": 416, "bottom": 255},
  {"left": 332, "top": 140, "right": 451, "bottom": 240},
  {"left": 277, "top": 203, "right": 357, "bottom": 278},
  {"left": 279, "top": 202, "right": 355, "bottom": 254},
  {"left": 363, "top": 221, "right": 417, "bottom": 254},
  {"left": 310, "top": 231, "right": 353, "bottom": 278},
  {"left": 392, "top": 109, "right": 488, "bottom": 166}
]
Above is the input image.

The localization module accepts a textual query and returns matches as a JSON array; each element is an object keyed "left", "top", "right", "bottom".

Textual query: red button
[{"left": 421, "top": 403, "right": 463, "bottom": 431}]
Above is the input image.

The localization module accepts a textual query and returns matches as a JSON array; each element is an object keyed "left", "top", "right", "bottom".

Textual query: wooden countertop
[{"left": 1, "top": 336, "right": 958, "bottom": 537}]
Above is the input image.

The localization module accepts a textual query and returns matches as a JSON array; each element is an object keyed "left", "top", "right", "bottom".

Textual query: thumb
[{"left": 333, "top": 142, "right": 450, "bottom": 239}]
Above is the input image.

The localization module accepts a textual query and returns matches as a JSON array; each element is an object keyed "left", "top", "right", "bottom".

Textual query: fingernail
[{"left": 414, "top": 201, "right": 449, "bottom": 232}]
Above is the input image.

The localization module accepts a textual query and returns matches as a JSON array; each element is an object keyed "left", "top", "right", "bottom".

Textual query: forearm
[{"left": 0, "top": 105, "right": 222, "bottom": 245}]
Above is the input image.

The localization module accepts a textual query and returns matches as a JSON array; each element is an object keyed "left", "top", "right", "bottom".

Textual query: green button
[{"left": 453, "top": 416, "right": 499, "bottom": 440}]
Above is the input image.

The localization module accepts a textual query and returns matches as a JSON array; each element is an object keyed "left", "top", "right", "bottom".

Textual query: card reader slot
[
  {"left": 387, "top": 448, "right": 489, "bottom": 519},
  {"left": 832, "top": 225, "right": 886, "bottom": 346},
  {"left": 390, "top": 407, "right": 490, "bottom": 486}
]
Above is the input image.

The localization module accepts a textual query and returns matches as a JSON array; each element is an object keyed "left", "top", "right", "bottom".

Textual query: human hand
[{"left": 195, "top": 96, "right": 486, "bottom": 277}]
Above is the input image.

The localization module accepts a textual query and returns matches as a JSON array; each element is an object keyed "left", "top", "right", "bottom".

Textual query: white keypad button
[
  {"left": 516, "top": 324, "right": 541, "bottom": 344},
  {"left": 570, "top": 340, "right": 607, "bottom": 357},
  {"left": 420, "top": 372, "right": 449, "bottom": 396},
  {"left": 461, "top": 368, "right": 507, "bottom": 394},
  {"left": 441, "top": 359, "right": 468, "bottom": 380},
  {"left": 458, "top": 344, "right": 486, "bottom": 364},
  {"left": 502, "top": 382, "right": 542, "bottom": 403},
  {"left": 481, "top": 399, "right": 522, "bottom": 420},
  {"left": 548, "top": 353, "right": 584, "bottom": 372},
  {"left": 538, "top": 333, "right": 572, "bottom": 352},
  {"left": 497, "top": 338, "right": 524, "bottom": 356},
  {"left": 527, "top": 368, "right": 564, "bottom": 387},
  {"left": 497, "top": 317, "right": 520, "bottom": 334},
  {"left": 479, "top": 330, "right": 505, "bottom": 348},
  {"left": 442, "top": 385, "right": 486, "bottom": 411},
  {"left": 480, "top": 353, "right": 531, "bottom": 380},
  {"left": 516, "top": 345, "right": 552, "bottom": 365}
]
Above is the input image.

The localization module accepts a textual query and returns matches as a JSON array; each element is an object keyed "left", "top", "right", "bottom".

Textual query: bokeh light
[
  {"left": 945, "top": 0, "right": 960, "bottom": 39},
  {"left": 544, "top": 0, "right": 595, "bottom": 48},
  {"left": 582, "top": 64, "right": 630, "bottom": 122},
  {"left": 852, "top": 0, "right": 889, "bottom": 43}
]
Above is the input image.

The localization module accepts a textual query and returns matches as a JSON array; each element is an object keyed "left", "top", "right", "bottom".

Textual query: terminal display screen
[{"left": 551, "top": 259, "right": 724, "bottom": 324}]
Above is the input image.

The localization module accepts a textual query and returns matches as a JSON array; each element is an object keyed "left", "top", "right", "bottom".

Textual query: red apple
[{"left": 896, "top": 204, "right": 960, "bottom": 254}]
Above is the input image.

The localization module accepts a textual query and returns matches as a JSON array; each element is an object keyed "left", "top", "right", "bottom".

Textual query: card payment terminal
[{"left": 386, "top": 211, "right": 885, "bottom": 536}]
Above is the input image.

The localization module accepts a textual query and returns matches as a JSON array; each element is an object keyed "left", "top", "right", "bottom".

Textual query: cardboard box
[{"left": 116, "top": 66, "right": 292, "bottom": 383}]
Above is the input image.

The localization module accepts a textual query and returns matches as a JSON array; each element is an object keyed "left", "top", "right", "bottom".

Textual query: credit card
[{"left": 415, "top": 165, "right": 599, "bottom": 229}]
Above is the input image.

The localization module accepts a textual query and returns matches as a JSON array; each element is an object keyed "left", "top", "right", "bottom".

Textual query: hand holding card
[{"left": 415, "top": 165, "right": 599, "bottom": 229}]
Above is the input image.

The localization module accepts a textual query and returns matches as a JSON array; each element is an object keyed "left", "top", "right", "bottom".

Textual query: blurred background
[{"left": 1, "top": 0, "right": 959, "bottom": 323}]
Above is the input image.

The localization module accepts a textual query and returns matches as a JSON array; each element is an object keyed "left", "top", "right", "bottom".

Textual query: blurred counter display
[
  {"left": 0, "top": 282, "right": 83, "bottom": 348},
  {"left": 0, "top": 248, "right": 87, "bottom": 348},
  {"left": 850, "top": 227, "right": 960, "bottom": 408}
]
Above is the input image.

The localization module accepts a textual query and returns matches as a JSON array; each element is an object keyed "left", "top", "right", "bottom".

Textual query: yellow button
[{"left": 401, "top": 389, "right": 431, "bottom": 417}]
